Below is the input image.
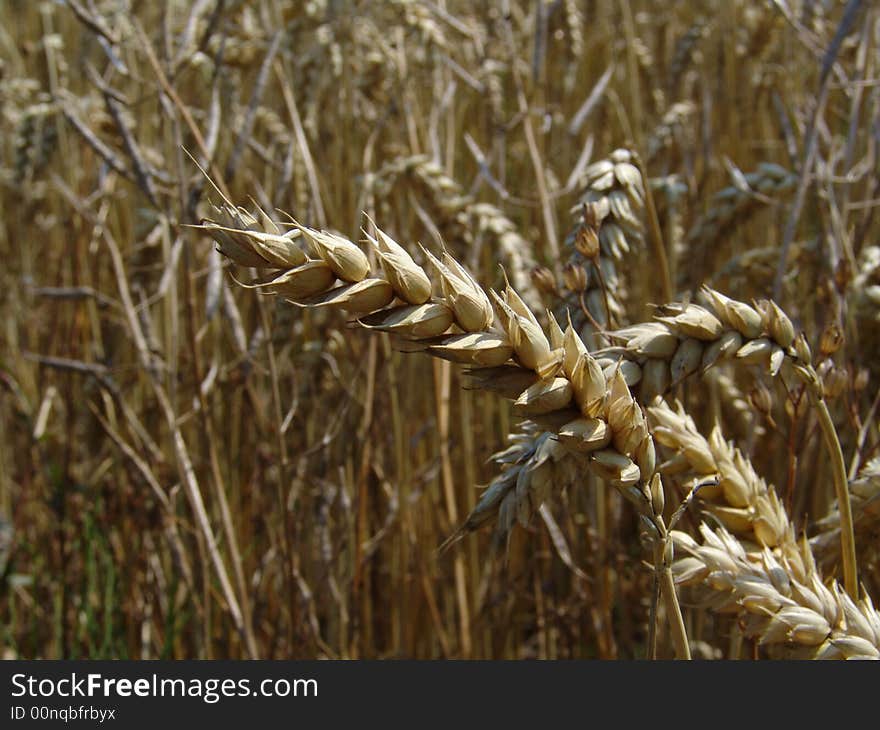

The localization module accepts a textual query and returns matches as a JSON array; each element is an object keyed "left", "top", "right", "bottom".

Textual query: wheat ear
[
  {"left": 649, "top": 398, "right": 793, "bottom": 549},
  {"left": 648, "top": 398, "right": 879, "bottom": 658},
  {"left": 477, "top": 148, "right": 650, "bottom": 551},
  {"left": 201, "top": 197, "right": 692, "bottom": 656},
  {"left": 685, "top": 163, "right": 796, "bottom": 250},
  {"left": 674, "top": 525, "right": 880, "bottom": 659},
  {"left": 812, "top": 457, "right": 880, "bottom": 574},
  {"left": 598, "top": 287, "right": 858, "bottom": 596}
]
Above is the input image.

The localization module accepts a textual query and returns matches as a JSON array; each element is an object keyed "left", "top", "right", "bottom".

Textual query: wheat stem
[
  {"left": 809, "top": 387, "right": 859, "bottom": 597},
  {"left": 633, "top": 152, "right": 672, "bottom": 302},
  {"left": 661, "top": 565, "right": 691, "bottom": 660}
]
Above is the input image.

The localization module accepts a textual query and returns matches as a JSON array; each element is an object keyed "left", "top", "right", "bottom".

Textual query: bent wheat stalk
[{"left": 198, "top": 193, "right": 691, "bottom": 657}]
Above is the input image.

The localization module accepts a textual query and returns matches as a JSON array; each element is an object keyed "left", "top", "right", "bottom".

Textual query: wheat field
[{"left": 2, "top": 0, "right": 879, "bottom": 659}]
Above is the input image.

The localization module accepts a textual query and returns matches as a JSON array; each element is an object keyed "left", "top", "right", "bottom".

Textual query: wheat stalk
[{"left": 200, "top": 190, "right": 693, "bottom": 656}]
